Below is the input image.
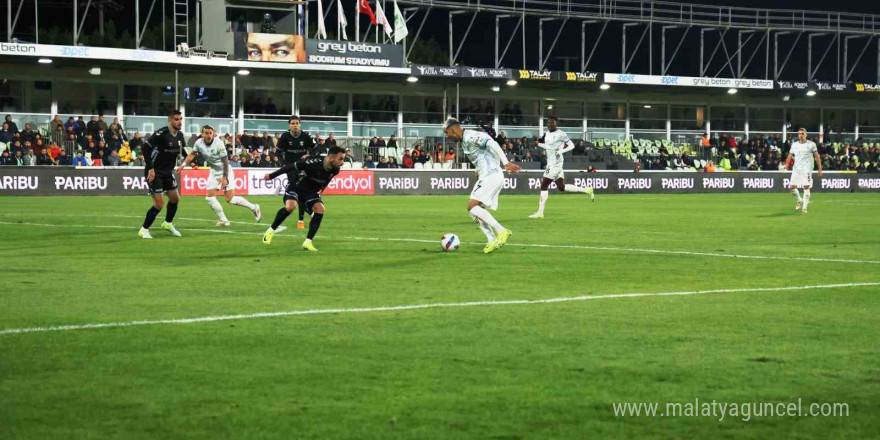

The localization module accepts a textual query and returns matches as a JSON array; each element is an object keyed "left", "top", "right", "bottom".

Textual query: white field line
[
  {"left": 0, "top": 219, "right": 878, "bottom": 265},
  {"left": 1, "top": 282, "right": 878, "bottom": 336}
]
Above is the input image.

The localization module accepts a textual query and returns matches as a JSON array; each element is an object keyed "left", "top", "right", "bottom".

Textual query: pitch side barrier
[{"left": 0, "top": 167, "right": 878, "bottom": 196}]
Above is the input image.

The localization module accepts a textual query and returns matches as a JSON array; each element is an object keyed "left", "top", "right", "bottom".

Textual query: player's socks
[
  {"left": 306, "top": 213, "right": 323, "bottom": 240},
  {"left": 271, "top": 207, "right": 291, "bottom": 230},
  {"left": 803, "top": 189, "right": 811, "bottom": 212},
  {"left": 165, "top": 202, "right": 178, "bottom": 223},
  {"left": 791, "top": 188, "right": 802, "bottom": 201},
  {"left": 587, "top": 187, "right": 595, "bottom": 201},
  {"left": 142, "top": 206, "right": 161, "bottom": 229},
  {"left": 229, "top": 196, "right": 256, "bottom": 211},
  {"left": 469, "top": 206, "right": 505, "bottom": 233},
  {"left": 536, "top": 190, "right": 548, "bottom": 216},
  {"left": 206, "top": 197, "right": 228, "bottom": 223},
  {"left": 564, "top": 185, "right": 588, "bottom": 194},
  {"left": 470, "top": 213, "right": 496, "bottom": 242}
]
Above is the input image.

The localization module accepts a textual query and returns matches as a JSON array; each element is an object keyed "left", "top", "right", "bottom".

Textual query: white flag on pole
[
  {"left": 393, "top": 0, "right": 408, "bottom": 44},
  {"left": 338, "top": 0, "right": 348, "bottom": 40},
  {"left": 376, "top": 0, "right": 393, "bottom": 38},
  {"left": 317, "top": 0, "right": 328, "bottom": 39}
]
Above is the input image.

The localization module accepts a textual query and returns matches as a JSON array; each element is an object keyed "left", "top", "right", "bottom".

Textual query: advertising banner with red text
[{"left": 179, "top": 169, "right": 251, "bottom": 196}]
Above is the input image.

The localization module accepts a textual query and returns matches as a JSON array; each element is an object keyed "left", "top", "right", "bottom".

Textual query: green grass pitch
[{"left": 1, "top": 193, "right": 879, "bottom": 439}]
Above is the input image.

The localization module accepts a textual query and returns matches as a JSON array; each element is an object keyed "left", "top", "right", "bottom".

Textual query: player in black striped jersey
[{"left": 261, "top": 146, "right": 346, "bottom": 252}]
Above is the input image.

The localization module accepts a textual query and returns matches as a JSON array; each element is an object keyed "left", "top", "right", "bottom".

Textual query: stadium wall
[{"left": 0, "top": 167, "right": 877, "bottom": 196}]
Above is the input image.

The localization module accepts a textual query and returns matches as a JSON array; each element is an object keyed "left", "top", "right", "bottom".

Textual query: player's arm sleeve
[
  {"left": 144, "top": 133, "right": 161, "bottom": 171},
  {"left": 268, "top": 162, "right": 297, "bottom": 179},
  {"left": 484, "top": 137, "right": 510, "bottom": 165},
  {"left": 305, "top": 135, "right": 318, "bottom": 156},
  {"left": 559, "top": 138, "right": 576, "bottom": 154}
]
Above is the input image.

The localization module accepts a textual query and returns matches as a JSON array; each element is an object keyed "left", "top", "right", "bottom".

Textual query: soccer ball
[{"left": 441, "top": 233, "right": 460, "bottom": 252}]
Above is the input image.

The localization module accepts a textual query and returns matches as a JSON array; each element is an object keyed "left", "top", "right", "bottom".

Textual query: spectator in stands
[
  {"left": 93, "top": 149, "right": 106, "bottom": 166},
  {"left": 387, "top": 135, "right": 398, "bottom": 154},
  {"left": 229, "top": 155, "right": 241, "bottom": 167},
  {"left": 106, "top": 150, "right": 121, "bottom": 167},
  {"left": 238, "top": 131, "right": 250, "bottom": 149},
  {"left": 363, "top": 155, "right": 376, "bottom": 169},
  {"left": 658, "top": 151, "right": 670, "bottom": 169},
  {"left": 10, "top": 140, "right": 22, "bottom": 156},
  {"left": 64, "top": 116, "right": 77, "bottom": 133},
  {"left": 326, "top": 133, "right": 337, "bottom": 149},
  {"left": 252, "top": 155, "right": 264, "bottom": 168},
  {"left": 50, "top": 115, "right": 64, "bottom": 144},
  {"left": 587, "top": 166, "right": 597, "bottom": 173},
  {"left": 4, "top": 114, "right": 18, "bottom": 133},
  {"left": 48, "top": 143, "right": 61, "bottom": 162},
  {"left": 388, "top": 157, "right": 400, "bottom": 168},
  {"left": 377, "top": 136, "right": 387, "bottom": 149},
  {"left": 56, "top": 149, "right": 71, "bottom": 166},
  {"left": 0, "top": 122, "right": 13, "bottom": 144},
  {"left": 119, "top": 142, "right": 132, "bottom": 166},
  {"left": 271, "top": 156, "right": 282, "bottom": 167},
  {"left": 633, "top": 162, "right": 641, "bottom": 172},
  {"left": 377, "top": 157, "right": 390, "bottom": 168},
  {"left": 673, "top": 153, "right": 686, "bottom": 169},
  {"left": 415, "top": 149, "right": 429, "bottom": 165},
  {"left": 402, "top": 150, "right": 414, "bottom": 168},
  {"left": 573, "top": 140, "right": 586, "bottom": 155},
  {"left": 86, "top": 116, "right": 99, "bottom": 136},
  {"left": 867, "top": 161, "right": 878, "bottom": 173},
  {"left": 522, "top": 150, "right": 533, "bottom": 162},
  {"left": 368, "top": 136, "right": 379, "bottom": 151},
  {"left": 262, "top": 132, "right": 274, "bottom": 149},
  {"left": 538, "top": 150, "right": 547, "bottom": 169},
  {"left": 20, "top": 123, "right": 36, "bottom": 144},
  {"left": 718, "top": 153, "right": 732, "bottom": 171},
  {"left": 704, "top": 159, "right": 716, "bottom": 173},
  {"left": 445, "top": 149, "right": 456, "bottom": 162},
  {"left": 738, "top": 153, "right": 749, "bottom": 170},
  {"left": 12, "top": 150, "right": 24, "bottom": 165},
  {"left": 80, "top": 134, "right": 93, "bottom": 150},
  {"left": 0, "top": 150, "right": 12, "bottom": 165},
  {"left": 239, "top": 154, "right": 251, "bottom": 167},
  {"left": 108, "top": 134, "right": 123, "bottom": 152},
  {"left": 97, "top": 115, "right": 109, "bottom": 134},
  {"left": 434, "top": 146, "right": 445, "bottom": 163},
  {"left": 681, "top": 151, "right": 693, "bottom": 167},
  {"left": 23, "top": 148, "right": 36, "bottom": 166}
]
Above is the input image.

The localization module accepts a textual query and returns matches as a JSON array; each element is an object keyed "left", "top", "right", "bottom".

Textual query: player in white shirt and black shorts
[
  {"left": 785, "top": 127, "right": 823, "bottom": 213},
  {"left": 177, "top": 125, "right": 262, "bottom": 226},
  {"left": 443, "top": 118, "right": 521, "bottom": 254},
  {"left": 529, "top": 116, "right": 595, "bottom": 219}
]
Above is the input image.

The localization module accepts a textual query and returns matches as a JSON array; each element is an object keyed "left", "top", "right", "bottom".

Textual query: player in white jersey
[
  {"left": 529, "top": 116, "right": 595, "bottom": 219},
  {"left": 176, "top": 125, "right": 262, "bottom": 226},
  {"left": 443, "top": 118, "right": 521, "bottom": 254},
  {"left": 784, "top": 127, "right": 823, "bottom": 213}
]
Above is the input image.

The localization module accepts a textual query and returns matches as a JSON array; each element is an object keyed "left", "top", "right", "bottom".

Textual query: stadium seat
[
  {"left": 414, "top": 162, "right": 424, "bottom": 169},
  {"left": 443, "top": 161, "right": 454, "bottom": 169},
  {"left": 352, "top": 161, "right": 362, "bottom": 169},
  {"left": 432, "top": 163, "right": 443, "bottom": 170},
  {"left": 378, "top": 147, "right": 387, "bottom": 158},
  {"left": 341, "top": 162, "right": 352, "bottom": 169}
]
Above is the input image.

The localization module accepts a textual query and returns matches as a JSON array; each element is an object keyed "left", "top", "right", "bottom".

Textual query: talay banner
[
  {"left": 233, "top": 34, "right": 404, "bottom": 67},
  {"left": 2, "top": 168, "right": 879, "bottom": 196}
]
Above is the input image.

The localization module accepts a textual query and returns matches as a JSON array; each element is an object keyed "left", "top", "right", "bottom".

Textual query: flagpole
[
  {"left": 375, "top": 0, "right": 378, "bottom": 43},
  {"left": 356, "top": 0, "right": 360, "bottom": 42}
]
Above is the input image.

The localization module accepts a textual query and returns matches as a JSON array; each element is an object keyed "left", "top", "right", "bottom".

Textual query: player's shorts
[
  {"left": 206, "top": 169, "right": 236, "bottom": 191},
  {"left": 470, "top": 171, "right": 504, "bottom": 211},
  {"left": 543, "top": 165, "right": 564, "bottom": 181},
  {"left": 790, "top": 173, "right": 813, "bottom": 188},
  {"left": 283, "top": 184, "right": 323, "bottom": 213},
  {"left": 147, "top": 171, "right": 178, "bottom": 195}
]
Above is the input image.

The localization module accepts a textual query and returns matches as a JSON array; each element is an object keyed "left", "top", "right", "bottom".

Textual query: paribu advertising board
[{"left": 1, "top": 168, "right": 878, "bottom": 196}]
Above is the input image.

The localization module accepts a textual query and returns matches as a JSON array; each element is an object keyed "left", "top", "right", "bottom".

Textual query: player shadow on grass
[{"left": 755, "top": 211, "right": 799, "bottom": 218}]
